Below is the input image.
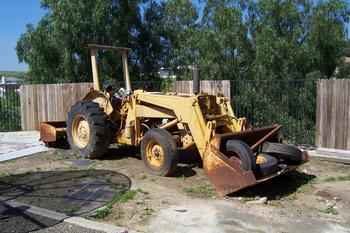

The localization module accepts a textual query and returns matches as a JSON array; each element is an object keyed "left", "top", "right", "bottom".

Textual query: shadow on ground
[
  {"left": 101, "top": 146, "right": 202, "bottom": 178},
  {"left": 0, "top": 170, "right": 131, "bottom": 233},
  {"left": 231, "top": 171, "right": 316, "bottom": 200}
]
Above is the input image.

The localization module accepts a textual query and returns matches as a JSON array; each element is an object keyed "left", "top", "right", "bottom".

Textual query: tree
[
  {"left": 17, "top": 0, "right": 350, "bottom": 83},
  {"left": 17, "top": 0, "right": 143, "bottom": 84}
]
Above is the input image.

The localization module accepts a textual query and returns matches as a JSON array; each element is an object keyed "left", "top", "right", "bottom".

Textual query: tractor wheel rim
[
  {"left": 146, "top": 141, "right": 164, "bottom": 168},
  {"left": 72, "top": 115, "right": 90, "bottom": 148}
]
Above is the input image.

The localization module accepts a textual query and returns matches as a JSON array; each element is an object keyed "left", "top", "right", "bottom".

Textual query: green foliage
[
  {"left": 166, "top": 0, "right": 349, "bottom": 81},
  {"left": 17, "top": 0, "right": 145, "bottom": 84},
  {"left": 17, "top": 0, "right": 349, "bottom": 83},
  {"left": 335, "top": 62, "right": 350, "bottom": 78},
  {"left": 0, "top": 71, "right": 27, "bottom": 79},
  {"left": 232, "top": 79, "right": 317, "bottom": 144}
]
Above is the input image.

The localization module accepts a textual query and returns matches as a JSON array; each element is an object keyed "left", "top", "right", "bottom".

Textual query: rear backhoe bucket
[
  {"left": 40, "top": 121, "right": 67, "bottom": 145},
  {"left": 203, "top": 124, "right": 302, "bottom": 196}
]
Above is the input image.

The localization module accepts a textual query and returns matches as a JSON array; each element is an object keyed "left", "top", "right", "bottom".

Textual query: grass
[
  {"left": 0, "top": 172, "right": 9, "bottom": 177},
  {"left": 93, "top": 206, "right": 112, "bottom": 219},
  {"left": 183, "top": 184, "right": 216, "bottom": 198},
  {"left": 323, "top": 175, "right": 350, "bottom": 182},
  {"left": 92, "top": 190, "right": 138, "bottom": 219}
]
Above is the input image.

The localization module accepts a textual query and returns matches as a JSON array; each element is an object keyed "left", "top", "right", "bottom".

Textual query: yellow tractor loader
[{"left": 40, "top": 44, "right": 309, "bottom": 196}]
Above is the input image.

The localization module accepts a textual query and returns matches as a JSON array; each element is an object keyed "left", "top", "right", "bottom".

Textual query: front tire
[
  {"left": 67, "top": 101, "right": 111, "bottom": 159},
  {"left": 141, "top": 128, "right": 178, "bottom": 176},
  {"left": 226, "top": 140, "right": 256, "bottom": 171}
]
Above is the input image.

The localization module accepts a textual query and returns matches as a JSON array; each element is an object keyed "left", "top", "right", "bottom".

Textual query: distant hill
[{"left": 0, "top": 71, "right": 27, "bottom": 79}]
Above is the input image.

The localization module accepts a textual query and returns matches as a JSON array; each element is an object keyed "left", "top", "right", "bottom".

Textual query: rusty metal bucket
[
  {"left": 40, "top": 121, "right": 67, "bottom": 145},
  {"left": 203, "top": 124, "right": 307, "bottom": 196}
]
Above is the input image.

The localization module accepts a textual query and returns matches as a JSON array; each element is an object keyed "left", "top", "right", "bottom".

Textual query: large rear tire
[
  {"left": 226, "top": 140, "right": 256, "bottom": 171},
  {"left": 67, "top": 101, "right": 111, "bottom": 159},
  {"left": 141, "top": 128, "right": 178, "bottom": 176}
]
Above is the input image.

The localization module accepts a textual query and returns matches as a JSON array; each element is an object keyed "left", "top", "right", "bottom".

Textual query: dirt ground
[{"left": 1, "top": 147, "right": 350, "bottom": 233}]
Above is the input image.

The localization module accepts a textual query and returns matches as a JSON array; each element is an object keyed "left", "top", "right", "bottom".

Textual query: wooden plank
[
  {"left": 20, "top": 85, "right": 25, "bottom": 130},
  {"left": 346, "top": 80, "right": 350, "bottom": 150},
  {"left": 328, "top": 80, "right": 335, "bottom": 148},
  {"left": 343, "top": 80, "right": 349, "bottom": 149},
  {"left": 315, "top": 80, "right": 321, "bottom": 147},
  {"left": 316, "top": 79, "right": 350, "bottom": 150},
  {"left": 28, "top": 85, "right": 34, "bottom": 130},
  {"left": 319, "top": 79, "right": 328, "bottom": 148}
]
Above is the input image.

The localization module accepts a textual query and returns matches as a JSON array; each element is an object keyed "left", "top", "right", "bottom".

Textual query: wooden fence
[
  {"left": 20, "top": 83, "right": 93, "bottom": 130},
  {"left": 20, "top": 80, "right": 230, "bottom": 130},
  {"left": 316, "top": 79, "right": 350, "bottom": 150}
]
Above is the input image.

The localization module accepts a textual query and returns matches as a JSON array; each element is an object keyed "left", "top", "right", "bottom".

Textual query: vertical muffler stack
[{"left": 192, "top": 65, "right": 200, "bottom": 95}]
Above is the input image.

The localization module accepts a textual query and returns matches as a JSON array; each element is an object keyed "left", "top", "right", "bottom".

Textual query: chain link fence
[
  {"left": 231, "top": 79, "right": 317, "bottom": 145},
  {"left": 0, "top": 84, "right": 21, "bottom": 132}
]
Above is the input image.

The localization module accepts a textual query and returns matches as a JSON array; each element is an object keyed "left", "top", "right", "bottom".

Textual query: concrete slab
[
  {"left": 33, "top": 222, "right": 106, "bottom": 233},
  {"left": 0, "top": 131, "right": 48, "bottom": 162},
  {"left": 65, "top": 217, "right": 131, "bottom": 233},
  {"left": 308, "top": 148, "right": 350, "bottom": 164}
]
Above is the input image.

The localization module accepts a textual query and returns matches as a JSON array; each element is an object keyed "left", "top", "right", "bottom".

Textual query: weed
[
  {"left": 64, "top": 206, "right": 81, "bottom": 215},
  {"left": 183, "top": 185, "right": 215, "bottom": 198},
  {"left": 115, "top": 190, "right": 138, "bottom": 203},
  {"left": 93, "top": 206, "right": 112, "bottom": 219},
  {"left": 320, "top": 206, "right": 338, "bottom": 215},
  {"left": 4, "top": 159, "right": 17, "bottom": 164},
  {"left": 176, "top": 175, "right": 186, "bottom": 180},
  {"left": 137, "top": 188, "right": 149, "bottom": 195},
  {"left": 324, "top": 175, "right": 350, "bottom": 182},
  {"left": 0, "top": 172, "right": 9, "bottom": 177},
  {"left": 143, "top": 207, "right": 154, "bottom": 216},
  {"left": 92, "top": 190, "right": 138, "bottom": 219}
]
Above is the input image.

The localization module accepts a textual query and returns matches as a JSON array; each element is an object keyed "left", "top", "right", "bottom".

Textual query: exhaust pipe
[{"left": 192, "top": 65, "right": 200, "bottom": 94}]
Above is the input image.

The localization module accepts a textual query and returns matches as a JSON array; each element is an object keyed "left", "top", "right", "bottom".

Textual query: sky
[{"left": 0, "top": 1, "right": 46, "bottom": 71}]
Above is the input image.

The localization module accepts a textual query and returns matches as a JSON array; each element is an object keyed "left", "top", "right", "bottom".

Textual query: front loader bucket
[
  {"left": 203, "top": 124, "right": 291, "bottom": 196},
  {"left": 203, "top": 145, "right": 257, "bottom": 196}
]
